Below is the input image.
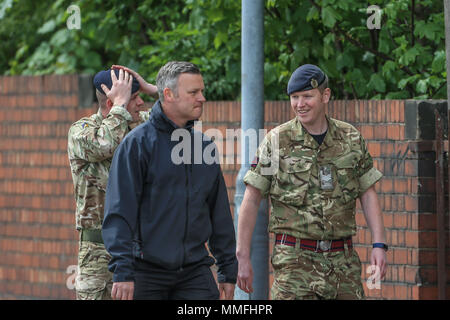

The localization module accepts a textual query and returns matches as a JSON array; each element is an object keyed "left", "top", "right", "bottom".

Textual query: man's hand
[
  {"left": 360, "top": 186, "right": 388, "bottom": 280},
  {"left": 112, "top": 65, "right": 158, "bottom": 98},
  {"left": 101, "top": 69, "right": 133, "bottom": 107},
  {"left": 371, "top": 248, "right": 387, "bottom": 279},
  {"left": 236, "top": 256, "right": 253, "bottom": 294},
  {"left": 219, "top": 283, "right": 235, "bottom": 300},
  {"left": 235, "top": 185, "right": 261, "bottom": 295},
  {"left": 111, "top": 281, "right": 134, "bottom": 300}
]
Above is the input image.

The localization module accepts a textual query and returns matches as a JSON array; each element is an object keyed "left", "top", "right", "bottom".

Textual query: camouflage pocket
[
  {"left": 76, "top": 242, "right": 113, "bottom": 299},
  {"left": 78, "top": 242, "right": 111, "bottom": 274},
  {"left": 333, "top": 154, "right": 359, "bottom": 203},
  {"left": 272, "top": 157, "right": 311, "bottom": 206},
  {"left": 271, "top": 245, "right": 299, "bottom": 271}
]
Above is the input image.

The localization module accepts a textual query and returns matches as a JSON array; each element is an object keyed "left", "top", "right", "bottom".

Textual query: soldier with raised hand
[
  {"left": 67, "top": 67, "right": 157, "bottom": 300},
  {"left": 236, "top": 64, "right": 388, "bottom": 300}
]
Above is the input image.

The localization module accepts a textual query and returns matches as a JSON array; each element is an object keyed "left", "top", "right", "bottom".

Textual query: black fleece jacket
[{"left": 102, "top": 100, "right": 237, "bottom": 283}]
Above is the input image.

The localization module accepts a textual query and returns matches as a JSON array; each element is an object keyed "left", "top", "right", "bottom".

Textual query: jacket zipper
[
  {"left": 180, "top": 162, "right": 189, "bottom": 271},
  {"left": 180, "top": 129, "right": 193, "bottom": 271}
]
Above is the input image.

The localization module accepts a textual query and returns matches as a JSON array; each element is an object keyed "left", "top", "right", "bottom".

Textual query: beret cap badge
[{"left": 311, "top": 78, "right": 318, "bottom": 89}]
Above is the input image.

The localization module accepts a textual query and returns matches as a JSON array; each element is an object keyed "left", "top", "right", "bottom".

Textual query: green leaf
[
  {"left": 401, "top": 47, "right": 420, "bottom": 65},
  {"left": 414, "top": 20, "right": 441, "bottom": 41},
  {"left": 385, "top": 91, "right": 409, "bottom": 99},
  {"left": 264, "top": 62, "right": 277, "bottom": 85},
  {"left": 368, "top": 74, "right": 386, "bottom": 93},
  {"left": 431, "top": 50, "right": 446, "bottom": 73},
  {"left": 382, "top": 60, "right": 396, "bottom": 77},
  {"left": 213, "top": 31, "right": 227, "bottom": 49},
  {"left": 398, "top": 75, "right": 419, "bottom": 90},
  {"left": 49, "top": 29, "right": 70, "bottom": 47},
  {"left": 416, "top": 79, "right": 427, "bottom": 94},
  {"left": 306, "top": 6, "right": 319, "bottom": 21},
  {"left": 321, "top": 6, "right": 341, "bottom": 28},
  {"left": 336, "top": 53, "right": 354, "bottom": 70},
  {"left": 37, "top": 19, "right": 56, "bottom": 34},
  {"left": 428, "top": 75, "right": 443, "bottom": 89}
]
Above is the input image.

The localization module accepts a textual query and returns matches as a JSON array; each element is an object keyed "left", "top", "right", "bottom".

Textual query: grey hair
[{"left": 156, "top": 61, "right": 201, "bottom": 102}]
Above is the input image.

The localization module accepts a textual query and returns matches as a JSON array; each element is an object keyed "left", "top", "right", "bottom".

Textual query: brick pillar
[
  {"left": 401, "top": 100, "right": 450, "bottom": 299},
  {"left": 348, "top": 100, "right": 450, "bottom": 299}
]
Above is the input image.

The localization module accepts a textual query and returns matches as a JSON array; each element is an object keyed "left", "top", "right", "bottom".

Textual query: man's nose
[
  {"left": 136, "top": 96, "right": 144, "bottom": 106},
  {"left": 197, "top": 92, "right": 206, "bottom": 102},
  {"left": 295, "top": 97, "right": 305, "bottom": 108}
]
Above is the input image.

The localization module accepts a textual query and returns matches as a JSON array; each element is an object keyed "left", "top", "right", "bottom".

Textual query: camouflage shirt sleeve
[
  {"left": 243, "top": 130, "right": 275, "bottom": 197},
  {"left": 356, "top": 134, "right": 383, "bottom": 195},
  {"left": 68, "top": 106, "right": 133, "bottom": 163}
]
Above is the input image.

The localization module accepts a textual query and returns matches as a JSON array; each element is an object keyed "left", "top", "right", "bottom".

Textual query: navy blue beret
[
  {"left": 93, "top": 69, "right": 140, "bottom": 95},
  {"left": 287, "top": 64, "right": 326, "bottom": 95}
]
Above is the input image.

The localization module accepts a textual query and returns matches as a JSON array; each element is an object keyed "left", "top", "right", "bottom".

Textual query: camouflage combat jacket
[
  {"left": 244, "top": 116, "right": 382, "bottom": 240},
  {"left": 68, "top": 106, "right": 150, "bottom": 230}
]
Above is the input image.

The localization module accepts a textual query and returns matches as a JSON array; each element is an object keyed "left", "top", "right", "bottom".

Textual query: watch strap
[{"left": 372, "top": 242, "right": 388, "bottom": 251}]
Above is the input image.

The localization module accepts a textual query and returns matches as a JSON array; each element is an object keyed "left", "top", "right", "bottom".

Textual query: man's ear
[
  {"left": 106, "top": 99, "right": 114, "bottom": 108},
  {"left": 163, "top": 87, "right": 174, "bottom": 102},
  {"left": 321, "top": 88, "right": 331, "bottom": 104}
]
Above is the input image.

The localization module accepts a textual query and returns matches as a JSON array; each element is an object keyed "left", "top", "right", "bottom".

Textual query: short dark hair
[{"left": 317, "top": 74, "right": 329, "bottom": 94}]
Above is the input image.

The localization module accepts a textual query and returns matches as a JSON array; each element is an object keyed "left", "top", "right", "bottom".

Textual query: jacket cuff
[
  {"left": 243, "top": 170, "right": 271, "bottom": 196},
  {"left": 112, "top": 272, "right": 134, "bottom": 283},
  {"left": 359, "top": 167, "right": 383, "bottom": 194},
  {"left": 110, "top": 105, "right": 133, "bottom": 122},
  {"left": 216, "top": 261, "right": 238, "bottom": 284}
]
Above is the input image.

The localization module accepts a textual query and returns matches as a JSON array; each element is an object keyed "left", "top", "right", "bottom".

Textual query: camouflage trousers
[
  {"left": 75, "top": 240, "right": 113, "bottom": 300},
  {"left": 271, "top": 242, "right": 364, "bottom": 300}
]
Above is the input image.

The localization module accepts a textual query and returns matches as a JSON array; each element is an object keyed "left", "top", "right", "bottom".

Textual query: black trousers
[{"left": 133, "top": 259, "right": 220, "bottom": 300}]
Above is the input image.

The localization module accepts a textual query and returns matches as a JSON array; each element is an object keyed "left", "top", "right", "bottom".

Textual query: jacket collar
[
  {"left": 150, "top": 100, "right": 196, "bottom": 133},
  {"left": 94, "top": 108, "right": 105, "bottom": 122},
  {"left": 290, "top": 115, "right": 342, "bottom": 148}
]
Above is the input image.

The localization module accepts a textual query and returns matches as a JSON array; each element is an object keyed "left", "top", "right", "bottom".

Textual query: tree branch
[
  {"left": 430, "top": 81, "right": 446, "bottom": 98},
  {"left": 332, "top": 23, "right": 414, "bottom": 76}
]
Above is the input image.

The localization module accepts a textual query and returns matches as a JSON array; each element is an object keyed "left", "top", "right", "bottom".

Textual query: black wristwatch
[{"left": 372, "top": 243, "right": 388, "bottom": 251}]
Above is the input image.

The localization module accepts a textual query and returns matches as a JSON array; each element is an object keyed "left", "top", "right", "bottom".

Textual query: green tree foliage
[{"left": 0, "top": 0, "right": 446, "bottom": 100}]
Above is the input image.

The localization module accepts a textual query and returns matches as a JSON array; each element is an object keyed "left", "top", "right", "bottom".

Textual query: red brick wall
[
  {"left": 0, "top": 75, "right": 91, "bottom": 299},
  {"left": 0, "top": 75, "right": 448, "bottom": 299}
]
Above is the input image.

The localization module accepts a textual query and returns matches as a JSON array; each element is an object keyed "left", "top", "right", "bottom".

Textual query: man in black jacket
[{"left": 102, "top": 61, "right": 237, "bottom": 300}]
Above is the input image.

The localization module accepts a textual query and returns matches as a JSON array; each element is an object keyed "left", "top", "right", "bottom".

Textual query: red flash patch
[{"left": 251, "top": 156, "right": 259, "bottom": 168}]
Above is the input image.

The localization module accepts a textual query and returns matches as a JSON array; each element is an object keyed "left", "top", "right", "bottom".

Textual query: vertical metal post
[
  {"left": 434, "top": 109, "right": 446, "bottom": 300},
  {"left": 234, "top": 0, "right": 268, "bottom": 300}
]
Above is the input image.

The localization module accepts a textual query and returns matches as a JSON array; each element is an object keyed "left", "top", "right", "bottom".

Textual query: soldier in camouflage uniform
[
  {"left": 236, "top": 64, "right": 388, "bottom": 299},
  {"left": 68, "top": 67, "right": 158, "bottom": 300}
]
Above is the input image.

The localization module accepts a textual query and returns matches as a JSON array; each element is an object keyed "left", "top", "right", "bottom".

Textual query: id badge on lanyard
[{"left": 319, "top": 165, "right": 333, "bottom": 190}]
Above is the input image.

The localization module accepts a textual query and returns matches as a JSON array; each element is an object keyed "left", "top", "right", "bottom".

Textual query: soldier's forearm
[
  {"left": 236, "top": 185, "right": 262, "bottom": 260},
  {"left": 360, "top": 186, "right": 386, "bottom": 243}
]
